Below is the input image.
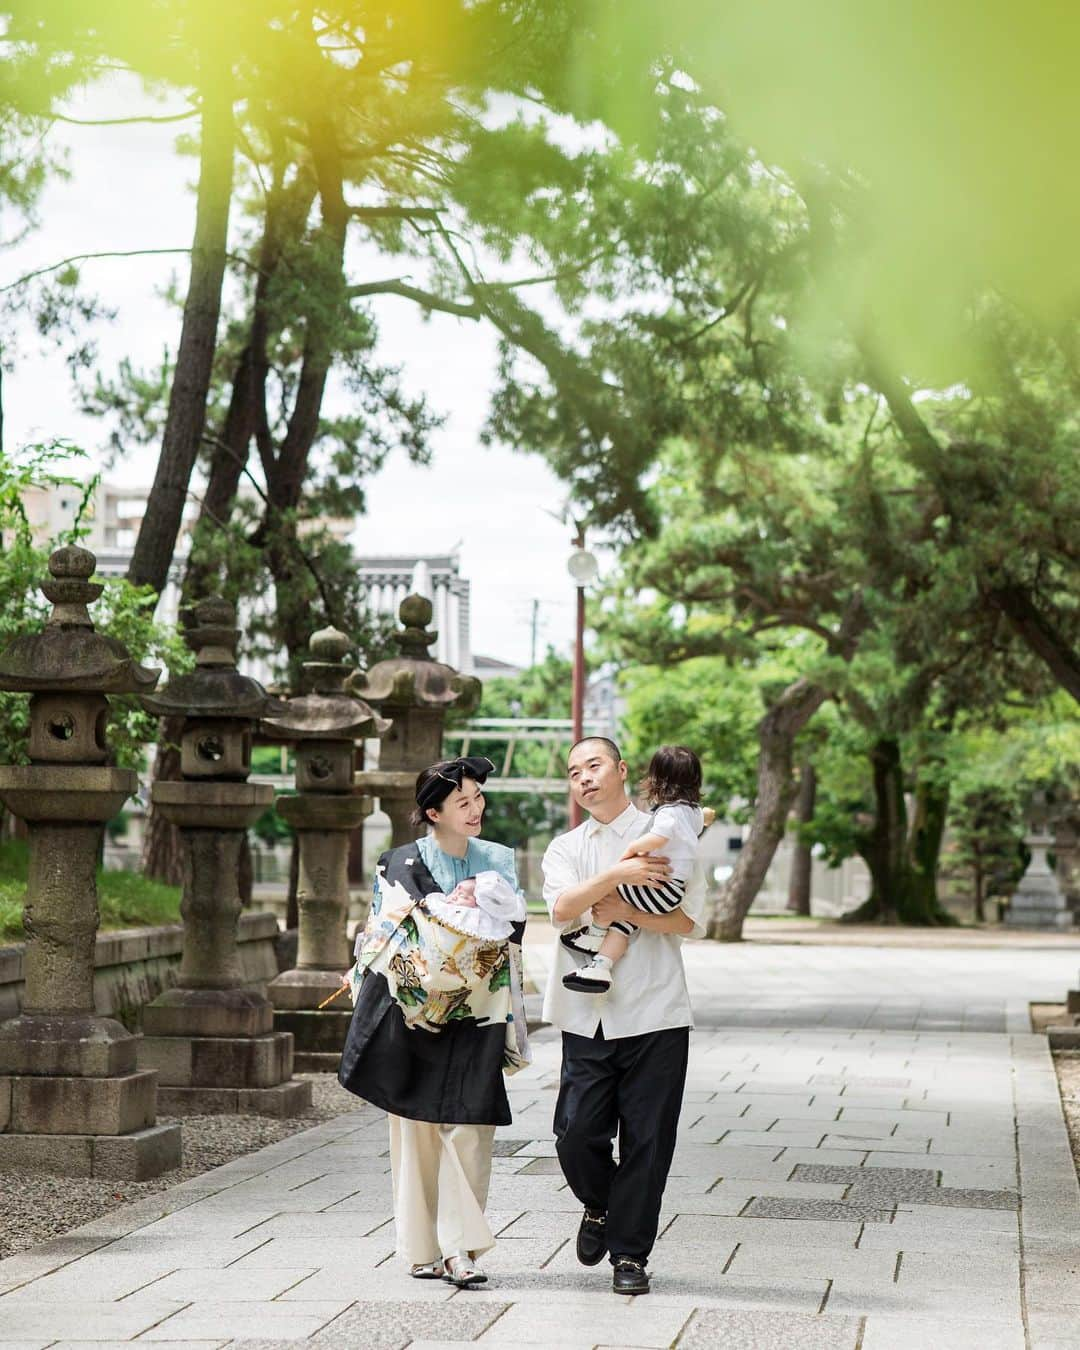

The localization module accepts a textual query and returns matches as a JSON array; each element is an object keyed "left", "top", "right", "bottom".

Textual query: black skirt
[{"left": 337, "top": 970, "right": 512, "bottom": 1126}]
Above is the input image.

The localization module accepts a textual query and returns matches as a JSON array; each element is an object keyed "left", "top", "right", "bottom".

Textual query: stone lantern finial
[
  {"left": 304, "top": 626, "right": 352, "bottom": 695},
  {"left": 349, "top": 590, "right": 481, "bottom": 847},
  {"left": 187, "top": 597, "right": 239, "bottom": 668},
  {"left": 397, "top": 594, "right": 437, "bottom": 660},
  {"left": 41, "top": 545, "right": 101, "bottom": 628}
]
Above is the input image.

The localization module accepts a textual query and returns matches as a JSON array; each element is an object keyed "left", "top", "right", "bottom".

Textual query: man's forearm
[
  {"left": 629, "top": 908, "right": 695, "bottom": 935},
  {"left": 551, "top": 870, "right": 619, "bottom": 924}
]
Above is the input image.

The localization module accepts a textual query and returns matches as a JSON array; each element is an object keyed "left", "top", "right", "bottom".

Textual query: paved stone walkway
[{"left": 1, "top": 936, "right": 1078, "bottom": 1349}]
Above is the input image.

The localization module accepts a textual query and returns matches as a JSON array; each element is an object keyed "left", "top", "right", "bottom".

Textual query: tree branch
[{"left": 0, "top": 248, "right": 256, "bottom": 294}]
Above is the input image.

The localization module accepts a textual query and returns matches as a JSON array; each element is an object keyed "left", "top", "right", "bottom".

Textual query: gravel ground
[
  {"left": 0, "top": 1074, "right": 363, "bottom": 1261},
  {"left": 1054, "top": 1051, "right": 1080, "bottom": 1181}
]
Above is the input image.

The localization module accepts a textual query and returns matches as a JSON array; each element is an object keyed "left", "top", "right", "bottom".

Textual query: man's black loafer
[
  {"left": 576, "top": 1208, "right": 608, "bottom": 1265},
  {"left": 612, "top": 1256, "right": 650, "bottom": 1295}
]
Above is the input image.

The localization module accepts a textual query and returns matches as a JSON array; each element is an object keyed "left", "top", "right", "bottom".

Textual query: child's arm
[{"left": 619, "top": 830, "right": 671, "bottom": 860}]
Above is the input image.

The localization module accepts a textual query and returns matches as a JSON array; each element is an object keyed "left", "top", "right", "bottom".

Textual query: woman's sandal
[
  {"left": 443, "top": 1252, "right": 488, "bottom": 1287},
  {"left": 410, "top": 1260, "right": 445, "bottom": 1279}
]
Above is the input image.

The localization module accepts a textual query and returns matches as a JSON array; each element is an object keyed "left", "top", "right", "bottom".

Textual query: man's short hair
[{"left": 567, "top": 736, "right": 622, "bottom": 766}]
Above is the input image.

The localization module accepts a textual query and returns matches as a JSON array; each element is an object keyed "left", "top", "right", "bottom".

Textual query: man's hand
[
  {"left": 592, "top": 892, "right": 635, "bottom": 928},
  {"left": 610, "top": 853, "right": 672, "bottom": 888}
]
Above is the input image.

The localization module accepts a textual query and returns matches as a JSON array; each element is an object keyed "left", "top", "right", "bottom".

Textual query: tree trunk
[
  {"left": 985, "top": 584, "right": 1080, "bottom": 706},
  {"left": 707, "top": 678, "right": 829, "bottom": 941},
  {"left": 846, "top": 738, "right": 908, "bottom": 923},
  {"left": 262, "top": 106, "right": 349, "bottom": 673},
  {"left": 971, "top": 840, "right": 986, "bottom": 923},
  {"left": 127, "top": 50, "right": 234, "bottom": 595},
  {"left": 900, "top": 771, "right": 955, "bottom": 925},
  {"left": 847, "top": 740, "right": 955, "bottom": 925},
  {"left": 180, "top": 160, "right": 314, "bottom": 611},
  {"left": 286, "top": 835, "right": 300, "bottom": 930},
  {"left": 786, "top": 761, "right": 817, "bottom": 915},
  {"left": 141, "top": 721, "right": 184, "bottom": 886}
]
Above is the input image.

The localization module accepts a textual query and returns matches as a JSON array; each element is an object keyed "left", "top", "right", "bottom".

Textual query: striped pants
[{"left": 612, "top": 876, "right": 687, "bottom": 936}]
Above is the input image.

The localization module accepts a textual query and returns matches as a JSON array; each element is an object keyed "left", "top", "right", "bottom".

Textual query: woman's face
[{"left": 428, "top": 776, "right": 485, "bottom": 837}]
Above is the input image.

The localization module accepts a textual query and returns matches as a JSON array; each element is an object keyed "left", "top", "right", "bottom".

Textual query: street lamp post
[{"left": 567, "top": 528, "right": 599, "bottom": 828}]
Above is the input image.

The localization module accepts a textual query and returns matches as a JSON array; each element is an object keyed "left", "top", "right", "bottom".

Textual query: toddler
[{"left": 563, "top": 745, "right": 711, "bottom": 994}]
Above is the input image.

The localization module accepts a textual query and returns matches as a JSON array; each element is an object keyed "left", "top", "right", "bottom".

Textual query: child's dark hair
[{"left": 638, "top": 745, "right": 702, "bottom": 806}]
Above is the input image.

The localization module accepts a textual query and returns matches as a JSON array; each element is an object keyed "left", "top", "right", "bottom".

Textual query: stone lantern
[
  {"left": 348, "top": 593, "right": 481, "bottom": 847},
  {"left": 1004, "top": 791, "right": 1074, "bottom": 931},
  {"left": 0, "top": 545, "right": 181, "bottom": 1178},
  {"left": 259, "top": 627, "right": 390, "bottom": 1069},
  {"left": 136, "top": 598, "right": 312, "bottom": 1116}
]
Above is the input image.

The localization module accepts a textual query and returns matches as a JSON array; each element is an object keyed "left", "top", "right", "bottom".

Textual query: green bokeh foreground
[{"left": 0, "top": 841, "right": 181, "bottom": 945}]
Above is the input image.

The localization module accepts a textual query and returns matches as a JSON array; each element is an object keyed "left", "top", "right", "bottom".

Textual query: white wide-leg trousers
[{"left": 387, "top": 1114, "right": 496, "bottom": 1264}]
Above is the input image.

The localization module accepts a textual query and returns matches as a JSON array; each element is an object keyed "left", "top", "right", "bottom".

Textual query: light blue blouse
[{"left": 417, "top": 834, "right": 520, "bottom": 895}]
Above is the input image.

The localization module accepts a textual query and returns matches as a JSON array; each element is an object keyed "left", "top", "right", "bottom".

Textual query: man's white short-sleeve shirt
[{"left": 541, "top": 801, "right": 705, "bottom": 1039}]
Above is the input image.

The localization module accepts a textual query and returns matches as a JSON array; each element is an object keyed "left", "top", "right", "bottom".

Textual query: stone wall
[{"left": 0, "top": 912, "right": 280, "bottom": 1027}]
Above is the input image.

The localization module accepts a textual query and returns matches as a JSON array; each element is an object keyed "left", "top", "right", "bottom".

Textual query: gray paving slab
[
  {"left": 138, "top": 1299, "right": 349, "bottom": 1340},
  {"left": 677, "top": 1308, "right": 861, "bottom": 1348},
  {"left": 2, "top": 938, "right": 1077, "bottom": 1348}
]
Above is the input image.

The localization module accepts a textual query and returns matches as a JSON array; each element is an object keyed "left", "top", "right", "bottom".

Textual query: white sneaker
[{"left": 562, "top": 959, "right": 614, "bottom": 994}]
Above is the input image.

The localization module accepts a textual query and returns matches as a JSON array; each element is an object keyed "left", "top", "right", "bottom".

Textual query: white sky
[{"left": 2, "top": 83, "right": 591, "bottom": 668}]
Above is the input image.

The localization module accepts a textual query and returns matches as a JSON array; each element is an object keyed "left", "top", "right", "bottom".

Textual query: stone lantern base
[
  {"left": 0, "top": 1013, "right": 182, "bottom": 1179},
  {"left": 137, "top": 988, "right": 312, "bottom": 1116},
  {"left": 1004, "top": 833, "right": 1075, "bottom": 930}
]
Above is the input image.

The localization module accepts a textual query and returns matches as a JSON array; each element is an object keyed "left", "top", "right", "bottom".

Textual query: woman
[{"left": 338, "top": 754, "right": 528, "bottom": 1288}]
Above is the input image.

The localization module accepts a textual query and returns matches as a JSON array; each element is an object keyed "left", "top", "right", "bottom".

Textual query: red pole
[{"left": 570, "top": 576, "right": 585, "bottom": 829}]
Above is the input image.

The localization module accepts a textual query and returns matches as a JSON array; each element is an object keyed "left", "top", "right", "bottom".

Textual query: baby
[
  {"left": 424, "top": 872, "right": 524, "bottom": 941},
  {"left": 563, "top": 744, "right": 712, "bottom": 994}
]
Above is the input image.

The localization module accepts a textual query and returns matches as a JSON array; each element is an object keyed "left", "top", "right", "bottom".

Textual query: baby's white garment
[
  {"left": 422, "top": 869, "right": 526, "bottom": 940},
  {"left": 649, "top": 803, "right": 705, "bottom": 883}
]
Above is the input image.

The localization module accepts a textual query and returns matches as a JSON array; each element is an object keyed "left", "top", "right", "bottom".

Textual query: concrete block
[
  {"left": 272, "top": 1009, "right": 351, "bottom": 1055},
  {"left": 91, "top": 1123, "right": 182, "bottom": 1180},
  {"left": 0, "top": 1072, "right": 10, "bottom": 1130},
  {"left": 0, "top": 1131, "right": 93, "bottom": 1175},
  {"left": 236, "top": 1080, "right": 312, "bottom": 1117},
  {"left": 157, "top": 1078, "right": 311, "bottom": 1117},
  {"left": 142, "top": 987, "right": 273, "bottom": 1039},
  {"left": 157, "top": 1084, "right": 239, "bottom": 1115},
  {"left": 0, "top": 1013, "right": 136, "bottom": 1076},
  {"left": 136, "top": 1037, "right": 193, "bottom": 1085},
  {"left": 9, "top": 1070, "right": 156, "bottom": 1136},
  {"left": 188, "top": 1032, "right": 293, "bottom": 1089},
  {"left": 293, "top": 1052, "right": 342, "bottom": 1073}
]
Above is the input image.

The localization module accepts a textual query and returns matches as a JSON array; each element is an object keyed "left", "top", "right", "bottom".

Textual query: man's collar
[{"left": 585, "top": 800, "right": 639, "bottom": 837}]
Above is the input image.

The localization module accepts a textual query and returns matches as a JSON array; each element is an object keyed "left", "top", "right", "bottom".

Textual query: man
[{"left": 541, "top": 736, "right": 705, "bottom": 1296}]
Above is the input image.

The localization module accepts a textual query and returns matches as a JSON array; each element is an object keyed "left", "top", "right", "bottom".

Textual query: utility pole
[{"left": 530, "top": 598, "right": 540, "bottom": 669}]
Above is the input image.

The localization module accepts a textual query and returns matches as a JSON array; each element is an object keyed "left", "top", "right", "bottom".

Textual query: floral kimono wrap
[{"left": 338, "top": 840, "right": 528, "bottom": 1126}]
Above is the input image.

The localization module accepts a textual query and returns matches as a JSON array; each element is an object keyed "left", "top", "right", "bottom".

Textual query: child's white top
[{"left": 648, "top": 802, "right": 705, "bottom": 883}]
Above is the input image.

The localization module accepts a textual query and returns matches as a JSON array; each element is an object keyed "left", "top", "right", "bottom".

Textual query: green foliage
[
  {"left": 449, "top": 650, "right": 572, "bottom": 848},
  {"left": 0, "top": 840, "right": 181, "bottom": 944},
  {"left": 0, "top": 444, "right": 188, "bottom": 769},
  {"left": 619, "top": 657, "right": 767, "bottom": 819}
]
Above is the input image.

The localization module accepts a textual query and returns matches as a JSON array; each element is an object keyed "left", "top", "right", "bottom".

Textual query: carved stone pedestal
[
  {"left": 135, "top": 600, "right": 311, "bottom": 1116},
  {"left": 0, "top": 547, "right": 181, "bottom": 1178}
]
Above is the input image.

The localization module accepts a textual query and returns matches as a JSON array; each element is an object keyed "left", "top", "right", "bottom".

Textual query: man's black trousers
[{"left": 553, "top": 1025, "right": 689, "bottom": 1263}]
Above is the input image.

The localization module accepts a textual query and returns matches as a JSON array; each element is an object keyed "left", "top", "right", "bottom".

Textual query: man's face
[{"left": 567, "top": 741, "right": 627, "bottom": 816}]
